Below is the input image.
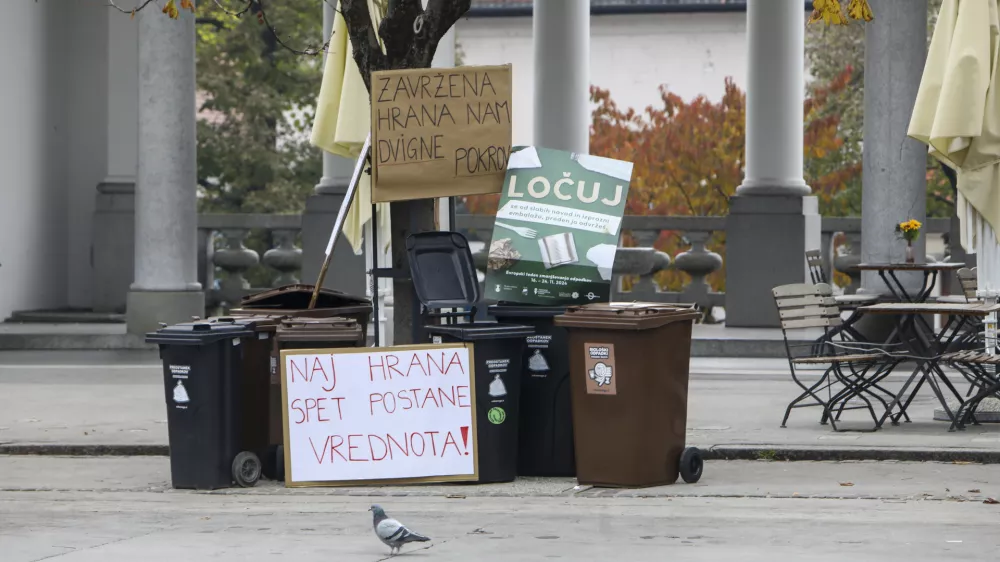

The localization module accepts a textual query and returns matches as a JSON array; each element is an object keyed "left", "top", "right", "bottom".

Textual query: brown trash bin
[
  {"left": 554, "top": 303, "right": 704, "bottom": 487},
  {"left": 267, "top": 317, "right": 365, "bottom": 479},
  {"left": 232, "top": 284, "right": 373, "bottom": 341},
  {"left": 202, "top": 315, "right": 284, "bottom": 478}
]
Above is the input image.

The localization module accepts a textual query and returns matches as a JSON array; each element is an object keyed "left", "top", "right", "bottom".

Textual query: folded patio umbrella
[
  {"left": 909, "top": 0, "right": 1000, "bottom": 294},
  {"left": 310, "top": 0, "right": 390, "bottom": 256}
]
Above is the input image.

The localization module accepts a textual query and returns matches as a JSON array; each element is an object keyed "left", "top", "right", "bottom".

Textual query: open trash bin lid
[
  {"left": 406, "top": 232, "right": 481, "bottom": 309},
  {"left": 554, "top": 303, "right": 700, "bottom": 331},
  {"left": 236, "top": 284, "right": 370, "bottom": 311}
]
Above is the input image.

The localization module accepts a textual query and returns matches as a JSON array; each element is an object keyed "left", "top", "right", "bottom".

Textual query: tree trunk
[
  {"left": 389, "top": 199, "right": 436, "bottom": 344},
  {"left": 338, "top": 0, "right": 471, "bottom": 344}
]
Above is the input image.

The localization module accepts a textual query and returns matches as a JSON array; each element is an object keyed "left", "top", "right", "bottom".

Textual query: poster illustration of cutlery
[{"left": 484, "top": 146, "right": 633, "bottom": 306}]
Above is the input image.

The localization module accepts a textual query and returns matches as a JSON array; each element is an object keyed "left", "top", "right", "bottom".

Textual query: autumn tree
[{"left": 805, "top": 0, "right": 955, "bottom": 217}]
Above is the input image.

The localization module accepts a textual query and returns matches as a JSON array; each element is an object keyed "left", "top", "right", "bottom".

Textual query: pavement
[
  {"left": 3, "top": 456, "right": 1000, "bottom": 561},
  {"left": 2, "top": 351, "right": 999, "bottom": 460}
]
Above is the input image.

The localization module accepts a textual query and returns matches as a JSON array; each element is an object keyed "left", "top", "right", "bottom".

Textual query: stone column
[
  {"left": 93, "top": 9, "right": 139, "bottom": 313},
  {"left": 533, "top": 0, "right": 589, "bottom": 153},
  {"left": 860, "top": 0, "right": 927, "bottom": 294},
  {"left": 126, "top": 6, "right": 204, "bottom": 334},
  {"left": 301, "top": 0, "right": 365, "bottom": 296},
  {"left": 725, "top": 1, "right": 819, "bottom": 327}
]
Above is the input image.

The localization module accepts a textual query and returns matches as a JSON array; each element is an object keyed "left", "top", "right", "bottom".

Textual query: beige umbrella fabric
[
  {"left": 310, "top": 1, "right": 390, "bottom": 256},
  {"left": 909, "top": 0, "right": 1000, "bottom": 292}
]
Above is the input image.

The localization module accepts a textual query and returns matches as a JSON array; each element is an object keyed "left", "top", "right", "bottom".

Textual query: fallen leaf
[
  {"left": 839, "top": 482, "right": 854, "bottom": 487},
  {"left": 985, "top": 498, "right": 999, "bottom": 505},
  {"left": 969, "top": 489, "right": 981, "bottom": 494},
  {"left": 953, "top": 461, "right": 972, "bottom": 465}
]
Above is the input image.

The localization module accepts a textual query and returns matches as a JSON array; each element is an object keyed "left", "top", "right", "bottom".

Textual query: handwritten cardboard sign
[
  {"left": 370, "top": 64, "right": 513, "bottom": 203},
  {"left": 281, "top": 344, "right": 478, "bottom": 486}
]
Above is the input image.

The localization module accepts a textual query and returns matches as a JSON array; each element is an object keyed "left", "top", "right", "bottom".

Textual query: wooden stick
[{"left": 309, "top": 133, "right": 372, "bottom": 309}]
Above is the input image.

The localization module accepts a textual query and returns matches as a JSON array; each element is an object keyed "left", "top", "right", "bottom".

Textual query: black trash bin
[
  {"left": 146, "top": 321, "right": 261, "bottom": 490},
  {"left": 407, "top": 232, "right": 536, "bottom": 483},
  {"left": 489, "top": 304, "right": 575, "bottom": 477},
  {"left": 425, "top": 322, "right": 534, "bottom": 484}
]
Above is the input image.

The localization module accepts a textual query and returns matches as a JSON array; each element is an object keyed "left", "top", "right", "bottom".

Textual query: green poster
[{"left": 484, "top": 146, "right": 633, "bottom": 306}]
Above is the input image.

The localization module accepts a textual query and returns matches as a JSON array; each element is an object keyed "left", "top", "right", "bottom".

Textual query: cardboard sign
[
  {"left": 484, "top": 146, "right": 633, "bottom": 305},
  {"left": 281, "top": 344, "right": 478, "bottom": 486},
  {"left": 370, "top": 64, "right": 513, "bottom": 203}
]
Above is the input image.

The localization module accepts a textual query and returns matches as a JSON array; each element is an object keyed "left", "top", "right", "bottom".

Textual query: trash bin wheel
[
  {"left": 275, "top": 445, "right": 285, "bottom": 482},
  {"left": 232, "top": 451, "right": 262, "bottom": 487},
  {"left": 679, "top": 447, "right": 703, "bottom": 484}
]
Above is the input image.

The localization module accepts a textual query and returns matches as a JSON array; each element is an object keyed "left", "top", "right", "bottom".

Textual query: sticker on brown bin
[{"left": 584, "top": 343, "right": 617, "bottom": 395}]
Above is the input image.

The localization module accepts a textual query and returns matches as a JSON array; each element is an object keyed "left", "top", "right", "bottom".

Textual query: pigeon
[{"left": 369, "top": 504, "right": 430, "bottom": 556}]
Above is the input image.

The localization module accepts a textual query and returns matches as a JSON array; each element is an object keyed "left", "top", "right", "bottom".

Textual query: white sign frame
[{"left": 280, "top": 344, "right": 479, "bottom": 487}]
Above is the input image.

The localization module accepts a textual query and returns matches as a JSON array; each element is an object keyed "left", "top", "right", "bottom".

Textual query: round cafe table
[{"left": 851, "top": 262, "right": 965, "bottom": 303}]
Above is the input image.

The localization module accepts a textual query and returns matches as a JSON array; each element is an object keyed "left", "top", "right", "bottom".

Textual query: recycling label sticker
[
  {"left": 584, "top": 343, "right": 617, "bottom": 395},
  {"left": 487, "top": 407, "right": 506, "bottom": 425}
]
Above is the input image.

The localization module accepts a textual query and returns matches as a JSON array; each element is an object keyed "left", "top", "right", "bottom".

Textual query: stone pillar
[
  {"left": 301, "top": 0, "right": 365, "bottom": 296},
  {"left": 126, "top": 6, "right": 204, "bottom": 334},
  {"left": 725, "top": 1, "right": 819, "bottom": 327},
  {"left": 860, "top": 0, "right": 928, "bottom": 294},
  {"left": 533, "top": 0, "right": 589, "bottom": 153},
  {"left": 93, "top": 10, "right": 138, "bottom": 313}
]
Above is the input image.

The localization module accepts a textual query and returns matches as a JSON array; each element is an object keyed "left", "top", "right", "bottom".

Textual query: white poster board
[{"left": 281, "top": 344, "right": 478, "bottom": 486}]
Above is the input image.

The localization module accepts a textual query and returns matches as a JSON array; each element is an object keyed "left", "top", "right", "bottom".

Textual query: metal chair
[
  {"left": 774, "top": 283, "right": 904, "bottom": 431},
  {"left": 805, "top": 249, "right": 877, "bottom": 342}
]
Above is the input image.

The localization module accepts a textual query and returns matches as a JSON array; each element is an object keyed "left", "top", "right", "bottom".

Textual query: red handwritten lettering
[
  {"left": 410, "top": 432, "right": 426, "bottom": 456},
  {"left": 423, "top": 388, "right": 441, "bottom": 409},
  {"left": 347, "top": 434, "right": 366, "bottom": 461},
  {"left": 330, "top": 435, "right": 347, "bottom": 462},
  {"left": 441, "top": 431, "right": 461, "bottom": 457},
  {"left": 437, "top": 386, "right": 456, "bottom": 407},
  {"left": 407, "top": 353, "right": 429, "bottom": 377},
  {"left": 289, "top": 358, "right": 307, "bottom": 383},
  {"left": 387, "top": 433, "right": 409, "bottom": 458},
  {"left": 309, "top": 436, "right": 328, "bottom": 464},
  {"left": 426, "top": 430, "right": 440, "bottom": 456},
  {"left": 291, "top": 399, "right": 306, "bottom": 424},
  {"left": 369, "top": 355, "right": 385, "bottom": 381},
  {"left": 328, "top": 396, "right": 345, "bottom": 420},
  {"left": 446, "top": 351, "right": 465, "bottom": 374},
  {"left": 425, "top": 352, "right": 444, "bottom": 375},
  {"left": 310, "top": 356, "right": 329, "bottom": 384},
  {"left": 368, "top": 435, "right": 388, "bottom": 461},
  {"left": 456, "top": 385, "right": 471, "bottom": 408},
  {"left": 321, "top": 355, "right": 337, "bottom": 392},
  {"left": 387, "top": 354, "right": 405, "bottom": 378}
]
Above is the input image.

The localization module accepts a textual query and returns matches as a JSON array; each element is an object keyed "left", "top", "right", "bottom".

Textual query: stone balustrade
[
  {"left": 195, "top": 212, "right": 954, "bottom": 315},
  {"left": 197, "top": 214, "right": 303, "bottom": 309}
]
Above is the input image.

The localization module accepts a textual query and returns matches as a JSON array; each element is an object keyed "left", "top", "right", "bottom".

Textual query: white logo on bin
[
  {"left": 173, "top": 380, "right": 191, "bottom": 405},
  {"left": 589, "top": 362, "right": 613, "bottom": 387},
  {"left": 488, "top": 374, "right": 508, "bottom": 398}
]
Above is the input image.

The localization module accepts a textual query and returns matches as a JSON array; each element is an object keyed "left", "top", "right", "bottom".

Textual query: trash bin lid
[
  {"left": 145, "top": 321, "right": 254, "bottom": 345},
  {"left": 275, "top": 317, "right": 363, "bottom": 343},
  {"left": 489, "top": 303, "right": 567, "bottom": 318},
  {"left": 204, "top": 315, "right": 282, "bottom": 333},
  {"left": 239, "top": 284, "right": 370, "bottom": 310},
  {"left": 425, "top": 322, "right": 535, "bottom": 341},
  {"left": 406, "top": 232, "right": 481, "bottom": 309},
  {"left": 554, "top": 302, "right": 701, "bottom": 331}
]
